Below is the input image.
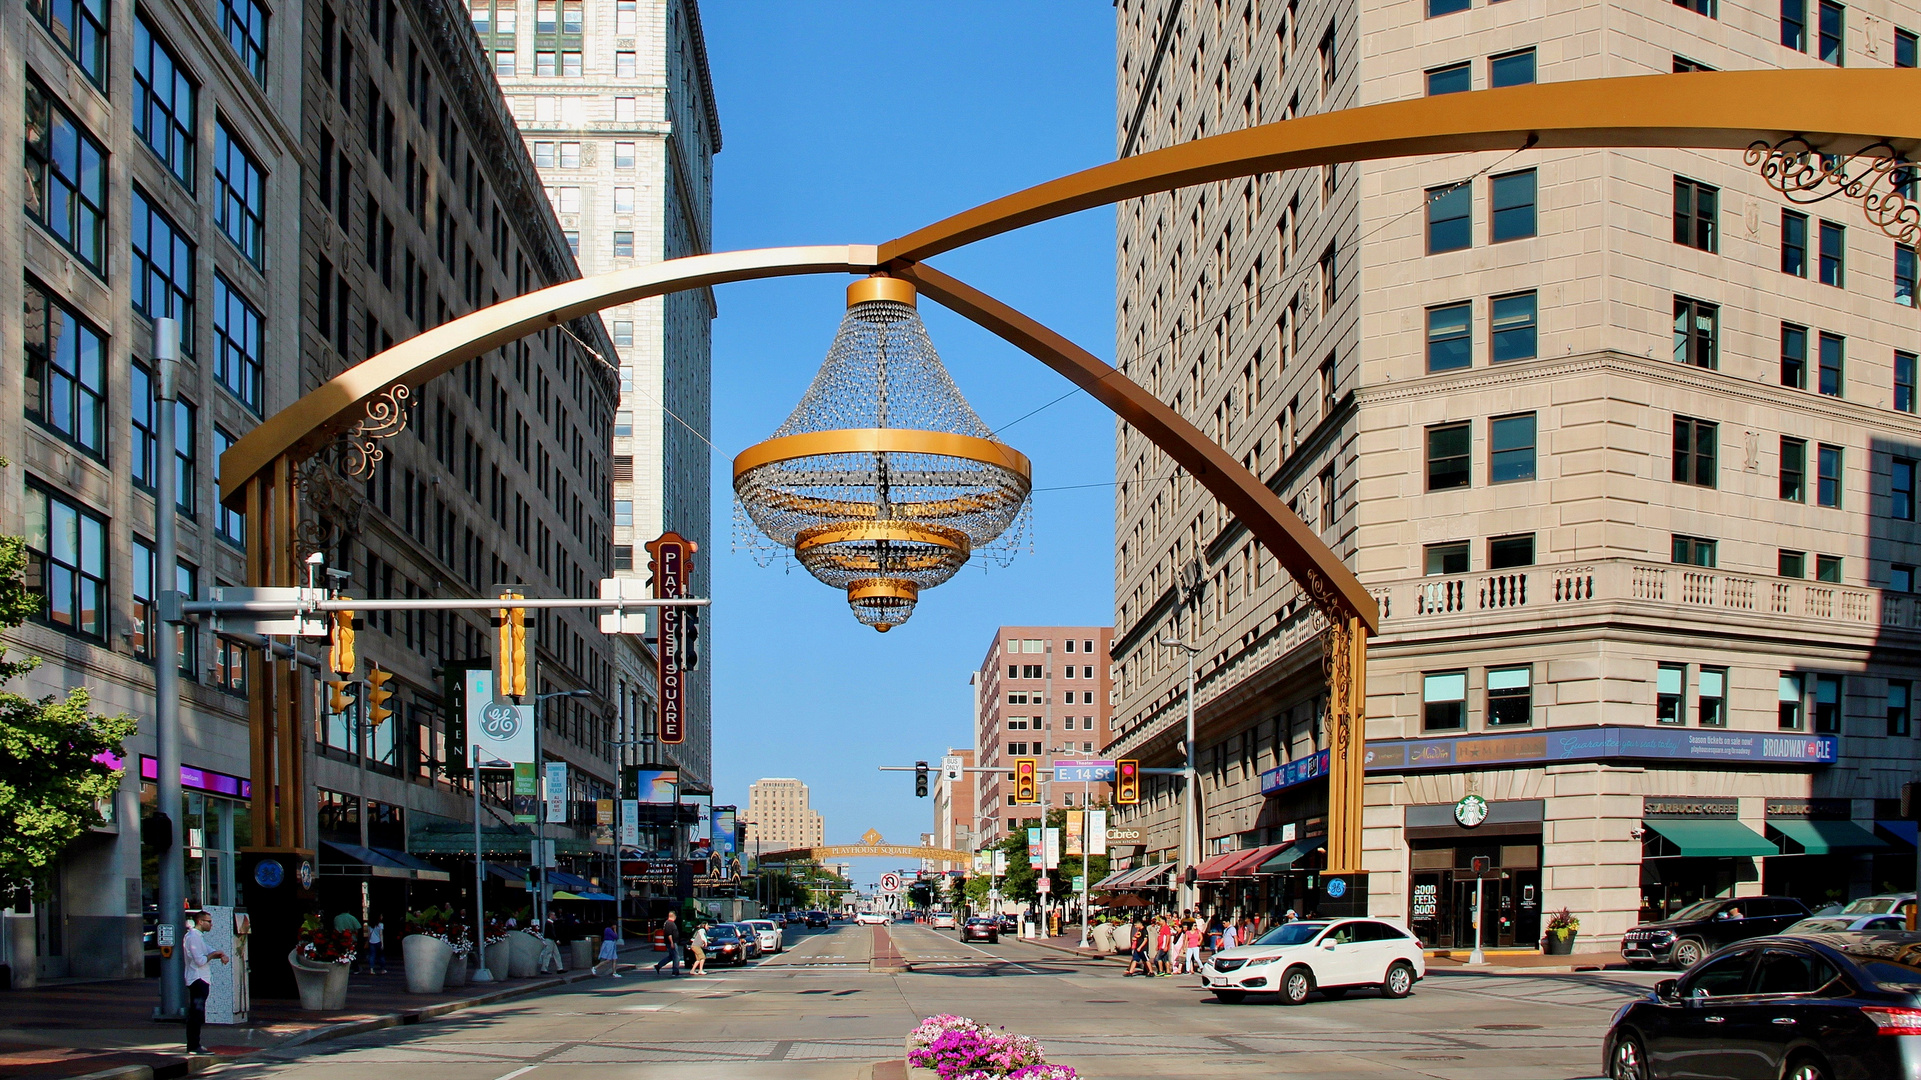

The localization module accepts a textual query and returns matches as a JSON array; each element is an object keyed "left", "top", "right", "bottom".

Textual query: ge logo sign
[{"left": 481, "top": 699, "right": 522, "bottom": 740}]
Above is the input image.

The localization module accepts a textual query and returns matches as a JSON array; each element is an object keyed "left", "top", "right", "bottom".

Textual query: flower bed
[
  {"left": 906, "top": 1015, "right": 1074, "bottom": 1080},
  {"left": 297, "top": 917, "right": 358, "bottom": 965}
]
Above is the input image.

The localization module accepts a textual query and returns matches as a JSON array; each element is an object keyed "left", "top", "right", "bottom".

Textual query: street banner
[
  {"left": 993, "top": 850, "right": 1007, "bottom": 876},
  {"left": 645, "top": 532, "right": 693, "bottom": 744},
  {"left": 1065, "top": 810, "right": 1084, "bottom": 856},
  {"left": 1027, "top": 828, "right": 1041, "bottom": 861},
  {"left": 620, "top": 799, "right": 639, "bottom": 846},
  {"left": 1087, "top": 809, "right": 1108, "bottom": 856},
  {"left": 632, "top": 768, "right": 678, "bottom": 802},
  {"left": 464, "top": 668, "right": 534, "bottom": 766},
  {"left": 512, "top": 762, "right": 538, "bottom": 822},
  {"left": 713, "top": 806, "right": 737, "bottom": 855},
  {"left": 545, "top": 761, "right": 567, "bottom": 824},
  {"left": 1037, "top": 876, "right": 1052, "bottom": 894},
  {"left": 1043, "top": 828, "right": 1061, "bottom": 870},
  {"left": 597, "top": 798, "right": 614, "bottom": 826}
]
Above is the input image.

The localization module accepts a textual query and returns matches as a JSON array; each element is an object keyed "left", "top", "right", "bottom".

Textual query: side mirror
[
  {"left": 1322, "top": 940, "right": 1338, "bottom": 950},
  {"left": 1655, "top": 979, "right": 1680, "bottom": 1003}
]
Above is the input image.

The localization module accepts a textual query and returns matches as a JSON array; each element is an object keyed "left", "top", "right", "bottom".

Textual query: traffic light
[
  {"left": 328, "top": 610, "right": 356, "bottom": 675},
  {"left": 1014, "top": 758, "right": 1038, "bottom": 804},
  {"left": 914, "top": 761, "right": 929, "bottom": 798},
  {"left": 678, "top": 606, "right": 701, "bottom": 672},
  {"left": 366, "top": 666, "right": 395, "bottom": 726},
  {"left": 326, "top": 679, "right": 354, "bottom": 714},
  {"left": 496, "top": 593, "right": 528, "bottom": 698},
  {"left": 1115, "top": 759, "right": 1140, "bottom": 805}
]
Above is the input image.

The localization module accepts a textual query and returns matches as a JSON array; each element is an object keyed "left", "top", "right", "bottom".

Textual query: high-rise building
[
  {"left": 932, "top": 747, "right": 976, "bottom": 871},
  {"left": 744, "top": 777, "right": 825, "bottom": 850},
  {"left": 481, "top": 0, "right": 720, "bottom": 789},
  {"left": 1110, "top": 0, "right": 1921, "bottom": 949},
  {"left": 972, "top": 627, "right": 1114, "bottom": 847}
]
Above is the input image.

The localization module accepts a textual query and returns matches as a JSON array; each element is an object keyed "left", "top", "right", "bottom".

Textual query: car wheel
[
  {"left": 1279, "top": 966, "right": 1313, "bottom": 1005},
  {"left": 1782, "top": 1054, "right": 1832, "bottom": 1080},
  {"left": 1670, "top": 939, "right": 1706, "bottom": 969},
  {"left": 1381, "top": 961, "right": 1415, "bottom": 999},
  {"left": 1609, "top": 1034, "right": 1650, "bottom": 1080},
  {"left": 1212, "top": 989, "right": 1246, "bottom": 1004}
]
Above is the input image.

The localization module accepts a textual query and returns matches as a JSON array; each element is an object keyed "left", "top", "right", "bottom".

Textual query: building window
[
  {"left": 613, "top": 320, "right": 634, "bottom": 348},
  {"left": 564, "top": 230, "right": 580, "bottom": 255},
  {"left": 215, "top": 122, "right": 267, "bottom": 265},
  {"left": 1818, "top": 332, "right": 1844, "bottom": 396},
  {"left": 1814, "top": 673, "right": 1842, "bottom": 732},
  {"left": 1779, "top": 673, "right": 1805, "bottom": 730},
  {"left": 174, "top": 399, "right": 197, "bottom": 515},
  {"left": 1673, "top": 177, "right": 1717, "bottom": 251},
  {"left": 1783, "top": 0, "right": 1808, "bottom": 49},
  {"left": 1319, "top": 244, "right": 1337, "bottom": 314},
  {"left": 561, "top": 50, "right": 581, "bottom": 77},
  {"left": 613, "top": 500, "right": 632, "bottom": 528},
  {"left": 1780, "top": 323, "right": 1807, "bottom": 389},
  {"left": 615, "top": 96, "right": 636, "bottom": 121},
  {"left": 1672, "top": 416, "right": 1717, "bottom": 488},
  {"left": 131, "top": 364, "right": 157, "bottom": 490},
  {"left": 1697, "top": 668, "right": 1727, "bottom": 727},
  {"left": 1817, "top": 220, "right": 1846, "bottom": 286},
  {"left": 1817, "top": 553, "right": 1843, "bottom": 583},
  {"left": 1779, "top": 549, "right": 1806, "bottom": 578},
  {"left": 1818, "top": 0, "right": 1845, "bottom": 64},
  {"left": 1899, "top": 26, "right": 1918, "bottom": 67},
  {"left": 1426, "top": 184, "right": 1471, "bottom": 253},
  {"left": 131, "top": 189, "right": 197, "bottom": 344},
  {"left": 613, "top": 231, "right": 634, "bottom": 257},
  {"left": 213, "top": 274, "right": 264, "bottom": 413},
  {"left": 613, "top": 186, "right": 635, "bottom": 213},
  {"left": 221, "top": 0, "right": 269, "bottom": 84},
  {"left": 1781, "top": 437, "right": 1807, "bottom": 502},
  {"left": 1890, "top": 680, "right": 1912, "bottom": 737},
  {"left": 1897, "top": 245, "right": 1917, "bottom": 306},
  {"left": 1426, "top": 422, "right": 1471, "bottom": 491},
  {"left": 1895, "top": 457, "right": 1917, "bottom": 521},
  {"left": 616, "top": 0, "right": 636, "bottom": 33},
  {"left": 496, "top": 50, "right": 515, "bottom": 77},
  {"left": 1428, "top": 0, "right": 1470, "bottom": 14},
  {"left": 1489, "top": 291, "right": 1537, "bottom": 363},
  {"left": 535, "top": 49, "right": 556, "bottom": 76},
  {"left": 1490, "top": 169, "right": 1537, "bottom": 242},
  {"left": 1425, "top": 541, "right": 1469, "bottom": 576},
  {"left": 1781, "top": 211, "right": 1807, "bottom": 276},
  {"left": 1676, "top": 0, "right": 1715, "bottom": 16},
  {"left": 616, "top": 50, "right": 637, "bottom": 77},
  {"left": 213, "top": 428, "right": 245, "bottom": 546},
  {"left": 1489, "top": 48, "right": 1535, "bottom": 87},
  {"left": 134, "top": 15, "right": 197, "bottom": 187},
  {"left": 25, "top": 79, "right": 107, "bottom": 273},
  {"left": 22, "top": 481, "right": 107, "bottom": 640},
  {"left": 615, "top": 141, "right": 636, "bottom": 169},
  {"left": 1485, "top": 666, "right": 1532, "bottom": 726},
  {"left": 23, "top": 279, "right": 106, "bottom": 458},
  {"left": 1817, "top": 443, "right": 1843, "bottom": 507},
  {"left": 1658, "top": 663, "right": 1686, "bottom": 724},
  {"left": 1489, "top": 534, "right": 1534, "bottom": 569},
  {"left": 1489, "top": 413, "right": 1536, "bottom": 483},
  {"left": 1673, "top": 297, "right": 1717, "bottom": 368},
  {"left": 1423, "top": 671, "right": 1467, "bottom": 731},
  {"left": 1899, "top": 352, "right": 1918, "bottom": 413},
  {"left": 1894, "top": 564, "right": 1915, "bottom": 592},
  {"left": 1672, "top": 534, "right": 1717, "bottom": 567},
  {"left": 1426, "top": 62, "right": 1470, "bottom": 95},
  {"left": 1426, "top": 302, "right": 1471, "bottom": 372},
  {"left": 27, "top": 0, "right": 106, "bottom": 85}
]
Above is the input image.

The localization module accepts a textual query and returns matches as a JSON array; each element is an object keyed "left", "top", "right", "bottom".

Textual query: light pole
[
  {"left": 532, "top": 688, "right": 592, "bottom": 931},
  {"left": 152, "top": 318, "right": 184, "bottom": 1020},
  {"left": 1158, "top": 635, "right": 1200, "bottom": 914}
]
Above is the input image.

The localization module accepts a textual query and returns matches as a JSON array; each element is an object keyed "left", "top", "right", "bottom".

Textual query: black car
[
  {"left": 998, "top": 913, "right": 1018, "bottom": 934},
  {"left": 806, "top": 910, "right": 830, "bottom": 928},
  {"left": 703, "top": 923, "right": 748, "bottom": 966},
  {"left": 1605, "top": 931, "right": 1921, "bottom": 1080},
  {"left": 1621, "top": 896, "right": 1810, "bottom": 969},
  {"left": 962, "top": 917, "right": 1000, "bottom": 944}
]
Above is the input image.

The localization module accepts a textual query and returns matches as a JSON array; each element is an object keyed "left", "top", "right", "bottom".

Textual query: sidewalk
[
  {"left": 1020, "top": 933, "right": 1629, "bottom": 975},
  {"left": 0, "top": 943, "right": 660, "bottom": 1080}
]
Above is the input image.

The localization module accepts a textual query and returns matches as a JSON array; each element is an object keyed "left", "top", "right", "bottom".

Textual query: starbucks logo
[
  {"left": 1455, "top": 794, "right": 1489, "bottom": 828},
  {"left": 481, "top": 699, "right": 523, "bottom": 740}
]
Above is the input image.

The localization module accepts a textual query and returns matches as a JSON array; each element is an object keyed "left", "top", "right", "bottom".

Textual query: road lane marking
[{"left": 490, "top": 1067, "right": 539, "bottom": 1080}]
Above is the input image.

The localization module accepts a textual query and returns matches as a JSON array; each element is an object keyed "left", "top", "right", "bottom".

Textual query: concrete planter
[
  {"left": 444, "top": 952, "right": 470, "bottom": 986},
  {"left": 484, "top": 940, "right": 512, "bottom": 978},
  {"left": 571, "top": 939, "right": 595, "bottom": 970},
  {"left": 288, "top": 949, "right": 350, "bottom": 1010},
  {"left": 905, "top": 1035, "right": 940, "bottom": 1080},
  {"left": 507, "top": 931, "right": 541, "bottom": 977},
  {"left": 402, "top": 934, "right": 452, "bottom": 994},
  {"left": 1543, "top": 931, "right": 1577, "bottom": 955}
]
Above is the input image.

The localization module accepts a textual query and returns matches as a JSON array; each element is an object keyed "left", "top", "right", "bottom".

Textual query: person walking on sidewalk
[
  {"left": 183, "top": 911, "right": 228, "bottom": 1055},
  {"left": 689, "top": 923, "right": 708, "bottom": 974},
  {"left": 367, "top": 915, "right": 387, "bottom": 975},
  {"left": 1183, "top": 920, "right": 1203, "bottom": 975},
  {"left": 595, "top": 923, "right": 621, "bottom": 978},
  {"left": 332, "top": 909, "right": 362, "bottom": 973},
  {"left": 653, "top": 911, "right": 681, "bottom": 976}
]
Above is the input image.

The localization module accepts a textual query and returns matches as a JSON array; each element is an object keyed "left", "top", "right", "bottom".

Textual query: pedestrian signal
[
  {"left": 366, "top": 667, "right": 395, "bottom": 726},
  {"left": 1115, "top": 759, "right": 1140, "bottom": 804},
  {"left": 1014, "top": 758, "right": 1038, "bottom": 804}
]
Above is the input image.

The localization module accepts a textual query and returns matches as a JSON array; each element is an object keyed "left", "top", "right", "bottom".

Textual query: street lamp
[{"left": 1158, "top": 635, "right": 1200, "bottom": 915}]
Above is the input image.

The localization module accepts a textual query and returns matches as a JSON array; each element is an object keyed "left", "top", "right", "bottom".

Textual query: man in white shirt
[{"left": 182, "top": 910, "right": 227, "bottom": 1054}]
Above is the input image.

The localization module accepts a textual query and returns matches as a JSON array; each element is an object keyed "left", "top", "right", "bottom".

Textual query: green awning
[
  {"left": 1768, "top": 819, "right": 1889, "bottom": 854},
  {"left": 1257, "top": 836, "right": 1327, "bottom": 874},
  {"left": 1644, "top": 818, "right": 1776, "bottom": 857}
]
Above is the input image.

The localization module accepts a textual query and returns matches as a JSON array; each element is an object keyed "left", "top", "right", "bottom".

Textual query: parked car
[
  {"left": 962, "top": 917, "right": 1000, "bottom": 944},
  {"left": 742, "top": 919, "right": 783, "bottom": 954},
  {"left": 1199, "top": 918, "right": 1425, "bottom": 1005},
  {"left": 1839, "top": 893, "right": 1916, "bottom": 918},
  {"left": 932, "top": 912, "right": 957, "bottom": 930},
  {"left": 855, "top": 911, "right": 889, "bottom": 925},
  {"left": 703, "top": 923, "right": 749, "bottom": 966},
  {"left": 806, "top": 910, "right": 830, "bottom": 928},
  {"left": 729, "top": 923, "right": 763, "bottom": 959},
  {"left": 1786, "top": 913, "right": 1908, "bottom": 934},
  {"left": 1620, "top": 897, "right": 1811, "bottom": 969},
  {"left": 998, "top": 913, "right": 1018, "bottom": 934},
  {"left": 1604, "top": 930, "right": 1921, "bottom": 1080}
]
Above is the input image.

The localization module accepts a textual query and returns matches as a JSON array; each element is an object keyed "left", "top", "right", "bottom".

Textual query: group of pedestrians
[{"left": 1120, "top": 909, "right": 1298, "bottom": 977}]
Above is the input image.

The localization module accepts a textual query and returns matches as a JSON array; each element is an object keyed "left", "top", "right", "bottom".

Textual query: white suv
[
  {"left": 1199, "top": 918, "right": 1425, "bottom": 1005},
  {"left": 742, "top": 919, "right": 782, "bottom": 953},
  {"left": 855, "top": 911, "right": 888, "bottom": 925}
]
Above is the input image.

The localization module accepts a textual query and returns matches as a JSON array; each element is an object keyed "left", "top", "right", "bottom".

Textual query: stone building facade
[
  {"left": 1109, "top": 0, "right": 1921, "bottom": 949},
  {"left": 973, "top": 626, "right": 1115, "bottom": 846},
  {"left": 744, "top": 777, "right": 825, "bottom": 851}
]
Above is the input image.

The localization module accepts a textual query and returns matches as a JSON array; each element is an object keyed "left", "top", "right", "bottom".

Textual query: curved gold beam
[
  {"left": 221, "top": 245, "right": 882, "bottom": 501},
  {"left": 879, "top": 68, "right": 1921, "bottom": 264},
  {"left": 732, "top": 428, "right": 1032, "bottom": 480}
]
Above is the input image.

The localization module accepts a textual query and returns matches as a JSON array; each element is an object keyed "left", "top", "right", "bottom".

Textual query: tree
[
  {"left": 907, "top": 879, "right": 934, "bottom": 909},
  {"left": 0, "top": 522, "right": 135, "bottom": 897}
]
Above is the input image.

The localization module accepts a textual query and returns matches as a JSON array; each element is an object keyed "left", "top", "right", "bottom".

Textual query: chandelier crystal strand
[{"left": 732, "top": 277, "right": 1032, "bottom": 630}]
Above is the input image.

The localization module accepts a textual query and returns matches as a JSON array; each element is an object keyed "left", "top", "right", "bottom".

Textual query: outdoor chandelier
[{"left": 733, "top": 277, "right": 1031, "bottom": 631}]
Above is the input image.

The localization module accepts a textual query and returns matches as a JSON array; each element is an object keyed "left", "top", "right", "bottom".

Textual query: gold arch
[{"left": 759, "top": 844, "right": 979, "bottom": 864}]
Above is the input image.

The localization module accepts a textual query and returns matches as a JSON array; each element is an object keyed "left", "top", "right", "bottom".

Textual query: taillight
[{"left": 1861, "top": 1007, "right": 1921, "bottom": 1035}]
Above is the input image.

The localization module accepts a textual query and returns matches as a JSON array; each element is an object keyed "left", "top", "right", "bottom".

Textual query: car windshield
[
  {"left": 707, "top": 926, "right": 738, "bottom": 940},
  {"left": 1788, "top": 918, "right": 1856, "bottom": 933},
  {"left": 1842, "top": 897, "right": 1907, "bottom": 915},
  {"left": 1666, "top": 900, "right": 1726, "bottom": 923},
  {"left": 746, "top": 921, "right": 773, "bottom": 930},
  {"left": 1252, "top": 922, "right": 1328, "bottom": 947}
]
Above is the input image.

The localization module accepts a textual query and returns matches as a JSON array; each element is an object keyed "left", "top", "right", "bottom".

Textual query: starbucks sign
[{"left": 1454, "top": 794, "right": 1489, "bottom": 828}]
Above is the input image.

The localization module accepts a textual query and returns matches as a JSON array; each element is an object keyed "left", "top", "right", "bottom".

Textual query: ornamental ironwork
[{"left": 1745, "top": 137, "right": 1920, "bottom": 245}]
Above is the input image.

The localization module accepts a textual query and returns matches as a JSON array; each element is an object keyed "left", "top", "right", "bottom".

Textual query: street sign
[
  {"left": 645, "top": 533, "right": 693, "bottom": 744},
  {"left": 1052, "top": 760, "right": 1116, "bottom": 783},
  {"left": 207, "top": 586, "right": 327, "bottom": 637},
  {"left": 1037, "top": 876, "right": 1052, "bottom": 894},
  {"left": 942, "top": 754, "right": 964, "bottom": 783},
  {"left": 1073, "top": 876, "right": 1084, "bottom": 892},
  {"left": 879, "top": 872, "right": 902, "bottom": 894},
  {"left": 598, "top": 576, "right": 652, "bottom": 635}
]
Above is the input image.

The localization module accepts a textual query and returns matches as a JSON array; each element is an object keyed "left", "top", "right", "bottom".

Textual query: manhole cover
[
  {"left": 1403, "top": 1054, "right": 1466, "bottom": 1061},
  {"left": 1476, "top": 1023, "right": 1541, "bottom": 1031}
]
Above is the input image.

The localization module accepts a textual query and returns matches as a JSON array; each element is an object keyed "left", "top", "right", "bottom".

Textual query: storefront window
[{"left": 1423, "top": 671, "right": 1466, "bottom": 731}]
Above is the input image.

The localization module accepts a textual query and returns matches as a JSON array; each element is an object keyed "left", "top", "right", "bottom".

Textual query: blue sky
[{"left": 700, "top": 4, "right": 1117, "bottom": 890}]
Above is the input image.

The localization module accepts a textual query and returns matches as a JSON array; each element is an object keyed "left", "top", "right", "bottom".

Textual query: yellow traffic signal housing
[
  {"left": 366, "top": 667, "right": 395, "bottom": 726},
  {"left": 326, "top": 680, "right": 354, "bottom": 715},
  {"left": 328, "top": 610, "right": 356, "bottom": 675},
  {"left": 1014, "top": 757, "right": 1038, "bottom": 804},
  {"left": 1115, "top": 759, "right": 1140, "bottom": 805},
  {"left": 496, "top": 593, "right": 528, "bottom": 697}
]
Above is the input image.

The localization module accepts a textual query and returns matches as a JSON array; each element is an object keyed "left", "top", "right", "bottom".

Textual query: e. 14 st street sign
[{"left": 1053, "top": 760, "right": 1115, "bottom": 783}]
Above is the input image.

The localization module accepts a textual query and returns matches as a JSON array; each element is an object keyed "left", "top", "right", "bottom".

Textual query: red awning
[
  {"left": 1218, "top": 844, "right": 1288, "bottom": 879},
  {"left": 1196, "top": 847, "right": 1269, "bottom": 881}
]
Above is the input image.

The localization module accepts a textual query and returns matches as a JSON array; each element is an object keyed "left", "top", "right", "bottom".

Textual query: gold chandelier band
[
  {"left": 752, "top": 489, "right": 1024, "bottom": 522},
  {"left": 793, "top": 520, "right": 970, "bottom": 556},
  {"left": 732, "top": 428, "right": 1032, "bottom": 481},
  {"left": 847, "top": 277, "right": 917, "bottom": 307},
  {"left": 847, "top": 579, "right": 920, "bottom": 602}
]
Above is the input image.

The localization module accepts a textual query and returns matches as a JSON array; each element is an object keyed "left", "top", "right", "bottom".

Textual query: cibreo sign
[{"left": 647, "top": 532, "right": 693, "bottom": 744}]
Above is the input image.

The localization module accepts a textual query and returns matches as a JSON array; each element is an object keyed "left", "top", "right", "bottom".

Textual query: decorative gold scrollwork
[
  {"left": 341, "top": 384, "right": 414, "bottom": 479},
  {"left": 1746, "top": 137, "right": 1921, "bottom": 245}
]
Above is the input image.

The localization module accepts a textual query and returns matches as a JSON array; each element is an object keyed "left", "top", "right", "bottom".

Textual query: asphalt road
[{"left": 206, "top": 922, "right": 1664, "bottom": 1080}]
